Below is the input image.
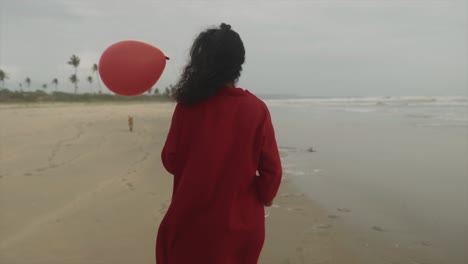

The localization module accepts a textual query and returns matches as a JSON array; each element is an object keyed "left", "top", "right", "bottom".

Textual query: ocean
[{"left": 266, "top": 96, "right": 468, "bottom": 264}]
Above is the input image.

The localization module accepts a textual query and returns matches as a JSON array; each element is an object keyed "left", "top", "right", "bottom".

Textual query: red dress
[{"left": 156, "top": 87, "right": 282, "bottom": 264}]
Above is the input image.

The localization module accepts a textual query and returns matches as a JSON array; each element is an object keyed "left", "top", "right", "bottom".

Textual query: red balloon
[{"left": 99, "top": 40, "right": 168, "bottom": 96}]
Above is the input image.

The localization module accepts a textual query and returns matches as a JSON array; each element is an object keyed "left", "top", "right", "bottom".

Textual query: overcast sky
[{"left": 0, "top": 0, "right": 466, "bottom": 96}]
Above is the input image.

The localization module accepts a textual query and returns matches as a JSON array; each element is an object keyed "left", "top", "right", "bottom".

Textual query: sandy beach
[{"left": 0, "top": 103, "right": 357, "bottom": 264}]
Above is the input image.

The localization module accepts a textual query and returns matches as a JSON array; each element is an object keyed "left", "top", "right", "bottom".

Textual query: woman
[{"left": 157, "top": 23, "right": 282, "bottom": 264}]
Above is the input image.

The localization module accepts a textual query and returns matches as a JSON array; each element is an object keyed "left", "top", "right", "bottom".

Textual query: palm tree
[
  {"left": 154, "top": 88, "right": 160, "bottom": 95},
  {"left": 42, "top": 84, "right": 47, "bottom": 90},
  {"left": 69, "top": 74, "right": 78, "bottom": 92},
  {"left": 87, "top": 76, "right": 93, "bottom": 93},
  {"left": 25, "top": 77, "right": 31, "bottom": 90},
  {"left": 164, "top": 87, "right": 170, "bottom": 97},
  {"left": 67, "top": 55, "right": 80, "bottom": 93},
  {"left": 0, "top": 69, "right": 7, "bottom": 87},
  {"left": 170, "top": 84, "right": 176, "bottom": 97},
  {"left": 148, "top": 88, "right": 153, "bottom": 95},
  {"left": 19, "top": 83, "right": 23, "bottom": 90},
  {"left": 52, "top": 78, "right": 58, "bottom": 91},
  {"left": 92, "top": 63, "right": 102, "bottom": 92}
]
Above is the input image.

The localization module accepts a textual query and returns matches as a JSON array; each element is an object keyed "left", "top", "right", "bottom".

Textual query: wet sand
[{"left": 0, "top": 103, "right": 358, "bottom": 264}]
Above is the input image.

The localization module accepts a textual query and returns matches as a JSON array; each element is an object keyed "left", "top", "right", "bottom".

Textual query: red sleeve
[
  {"left": 256, "top": 107, "right": 282, "bottom": 206},
  {"left": 161, "top": 104, "right": 182, "bottom": 175}
]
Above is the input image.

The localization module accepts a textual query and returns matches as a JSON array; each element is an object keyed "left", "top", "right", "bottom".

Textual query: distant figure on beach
[
  {"left": 128, "top": 116, "right": 133, "bottom": 132},
  {"left": 157, "top": 23, "right": 282, "bottom": 264}
]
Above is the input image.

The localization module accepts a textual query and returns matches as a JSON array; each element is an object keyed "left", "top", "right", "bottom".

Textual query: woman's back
[{"left": 156, "top": 23, "right": 282, "bottom": 264}]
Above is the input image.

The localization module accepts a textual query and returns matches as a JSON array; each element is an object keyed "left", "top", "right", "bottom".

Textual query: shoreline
[{"left": 262, "top": 176, "right": 360, "bottom": 263}]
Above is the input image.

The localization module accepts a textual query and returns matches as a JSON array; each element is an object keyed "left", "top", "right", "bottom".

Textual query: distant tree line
[
  {"left": 0, "top": 54, "right": 175, "bottom": 100},
  {"left": 0, "top": 89, "right": 173, "bottom": 103}
]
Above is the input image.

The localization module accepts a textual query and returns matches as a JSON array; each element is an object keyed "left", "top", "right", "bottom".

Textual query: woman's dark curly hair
[{"left": 174, "top": 23, "right": 245, "bottom": 105}]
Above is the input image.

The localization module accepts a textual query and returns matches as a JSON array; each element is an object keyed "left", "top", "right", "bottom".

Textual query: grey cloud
[
  {"left": 0, "top": 0, "right": 466, "bottom": 96},
  {"left": 2, "top": 0, "right": 85, "bottom": 21}
]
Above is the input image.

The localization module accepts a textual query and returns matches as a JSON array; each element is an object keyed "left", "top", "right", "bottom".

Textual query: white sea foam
[
  {"left": 284, "top": 169, "right": 305, "bottom": 176},
  {"left": 265, "top": 96, "right": 468, "bottom": 107},
  {"left": 267, "top": 96, "right": 468, "bottom": 127},
  {"left": 343, "top": 108, "right": 378, "bottom": 113}
]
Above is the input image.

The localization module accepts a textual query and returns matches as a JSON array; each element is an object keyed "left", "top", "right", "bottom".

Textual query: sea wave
[
  {"left": 267, "top": 96, "right": 468, "bottom": 128},
  {"left": 265, "top": 96, "right": 468, "bottom": 107}
]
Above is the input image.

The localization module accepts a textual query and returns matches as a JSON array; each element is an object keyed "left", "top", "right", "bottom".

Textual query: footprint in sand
[
  {"left": 371, "top": 225, "right": 385, "bottom": 232},
  {"left": 159, "top": 203, "right": 168, "bottom": 214},
  {"left": 328, "top": 214, "right": 339, "bottom": 219},
  {"left": 307, "top": 147, "right": 316, "bottom": 153},
  {"left": 337, "top": 208, "right": 352, "bottom": 213},
  {"left": 0, "top": 175, "right": 3, "bottom": 179},
  {"left": 419, "top": 241, "right": 432, "bottom": 247},
  {"left": 23, "top": 172, "right": 33, "bottom": 176},
  {"left": 296, "top": 247, "right": 306, "bottom": 264},
  {"left": 126, "top": 182, "right": 135, "bottom": 190},
  {"left": 315, "top": 223, "right": 332, "bottom": 229},
  {"left": 307, "top": 223, "right": 333, "bottom": 233}
]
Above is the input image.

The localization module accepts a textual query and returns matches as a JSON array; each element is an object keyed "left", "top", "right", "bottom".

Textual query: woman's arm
[
  {"left": 256, "top": 108, "right": 282, "bottom": 207},
  {"left": 161, "top": 104, "right": 182, "bottom": 175}
]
